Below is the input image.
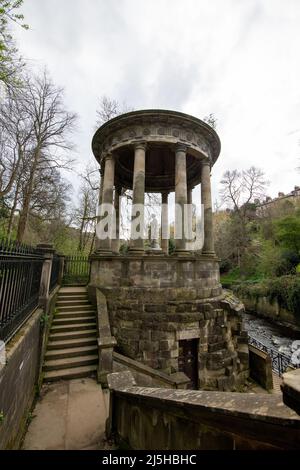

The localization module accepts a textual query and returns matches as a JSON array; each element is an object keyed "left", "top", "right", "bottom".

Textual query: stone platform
[{"left": 89, "top": 254, "right": 249, "bottom": 391}]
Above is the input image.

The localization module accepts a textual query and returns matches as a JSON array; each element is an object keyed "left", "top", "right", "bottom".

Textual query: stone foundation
[{"left": 89, "top": 254, "right": 249, "bottom": 391}]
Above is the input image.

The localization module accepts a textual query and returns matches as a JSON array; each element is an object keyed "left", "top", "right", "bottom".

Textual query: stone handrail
[
  {"left": 107, "top": 371, "right": 300, "bottom": 450},
  {"left": 113, "top": 351, "right": 190, "bottom": 389},
  {"left": 96, "top": 288, "right": 116, "bottom": 384}
]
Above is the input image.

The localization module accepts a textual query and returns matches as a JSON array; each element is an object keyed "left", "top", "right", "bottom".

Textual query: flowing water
[{"left": 243, "top": 312, "right": 300, "bottom": 366}]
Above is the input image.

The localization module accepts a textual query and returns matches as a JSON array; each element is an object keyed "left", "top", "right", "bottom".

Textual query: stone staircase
[{"left": 43, "top": 287, "right": 98, "bottom": 382}]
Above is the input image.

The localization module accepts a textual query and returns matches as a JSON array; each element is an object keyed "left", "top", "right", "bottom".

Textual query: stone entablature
[{"left": 92, "top": 110, "right": 221, "bottom": 184}]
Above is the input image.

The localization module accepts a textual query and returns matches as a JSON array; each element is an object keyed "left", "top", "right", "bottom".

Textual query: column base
[
  {"left": 128, "top": 248, "right": 145, "bottom": 255},
  {"left": 173, "top": 249, "right": 193, "bottom": 257},
  {"left": 95, "top": 248, "right": 115, "bottom": 256},
  {"left": 145, "top": 248, "right": 164, "bottom": 255},
  {"left": 202, "top": 250, "right": 216, "bottom": 256}
]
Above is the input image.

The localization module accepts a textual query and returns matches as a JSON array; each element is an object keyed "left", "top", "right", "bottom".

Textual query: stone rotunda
[{"left": 89, "top": 109, "right": 249, "bottom": 391}]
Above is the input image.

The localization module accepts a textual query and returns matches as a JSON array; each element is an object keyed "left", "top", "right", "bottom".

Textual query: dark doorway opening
[{"left": 178, "top": 339, "right": 199, "bottom": 389}]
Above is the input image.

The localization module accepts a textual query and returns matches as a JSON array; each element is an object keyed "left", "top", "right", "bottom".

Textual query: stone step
[
  {"left": 58, "top": 291, "right": 88, "bottom": 296},
  {"left": 57, "top": 304, "right": 93, "bottom": 313},
  {"left": 52, "top": 316, "right": 96, "bottom": 326},
  {"left": 50, "top": 322, "right": 96, "bottom": 334},
  {"left": 43, "top": 364, "right": 97, "bottom": 382},
  {"left": 57, "top": 293, "right": 88, "bottom": 299},
  {"left": 56, "top": 299, "right": 90, "bottom": 307},
  {"left": 55, "top": 310, "right": 96, "bottom": 319},
  {"left": 49, "top": 329, "right": 97, "bottom": 341},
  {"left": 47, "top": 337, "right": 97, "bottom": 350},
  {"left": 45, "top": 345, "right": 98, "bottom": 361},
  {"left": 43, "top": 354, "right": 98, "bottom": 372}
]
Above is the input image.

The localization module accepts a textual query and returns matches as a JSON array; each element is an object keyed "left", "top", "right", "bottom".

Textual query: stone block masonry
[{"left": 89, "top": 258, "right": 249, "bottom": 391}]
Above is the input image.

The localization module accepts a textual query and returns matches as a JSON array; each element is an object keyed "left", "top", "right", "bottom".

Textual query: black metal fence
[
  {"left": 0, "top": 239, "right": 44, "bottom": 342},
  {"left": 248, "top": 335, "right": 299, "bottom": 376},
  {"left": 63, "top": 255, "right": 90, "bottom": 285}
]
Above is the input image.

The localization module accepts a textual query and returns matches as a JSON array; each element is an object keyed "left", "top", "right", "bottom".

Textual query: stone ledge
[
  {"left": 281, "top": 369, "right": 300, "bottom": 415},
  {"left": 107, "top": 371, "right": 300, "bottom": 449}
]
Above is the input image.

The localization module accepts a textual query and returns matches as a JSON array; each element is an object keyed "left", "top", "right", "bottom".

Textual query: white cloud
[{"left": 12, "top": 0, "right": 300, "bottom": 206}]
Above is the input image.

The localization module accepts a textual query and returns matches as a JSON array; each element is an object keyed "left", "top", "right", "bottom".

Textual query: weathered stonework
[
  {"left": 91, "top": 109, "right": 249, "bottom": 392},
  {"left": 89, "top": 254, "right": 248, "bottom": 391}
]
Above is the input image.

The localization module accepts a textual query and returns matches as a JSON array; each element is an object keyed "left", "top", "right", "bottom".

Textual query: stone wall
[
  {"left": 249, "top": 345, "right": 273, "bottom": 391},
  {"left": 107, "top": 371, "right": 300, "bottom": 450},
  {"left": 90, "top": 255, "right": 249, "bottom": 391},
  {"left": 89, "top": 254, "right": 222, "bottom": 294},
  {"left": 0, "top": 287, "right": 59, "bottom": 449},
  {"left": 91, "top": 288, "right": 249, "bottom": 391},
  {"left": 0, "top": 309, "right": 41, "bottom": 449},
  {"left": 241, "top": 296, "right": 298, "bottom": 329}
]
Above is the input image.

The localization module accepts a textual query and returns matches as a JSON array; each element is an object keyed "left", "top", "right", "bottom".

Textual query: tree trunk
[
  {"left": 16, "top": 147, "right": 41, "bottom": 242},
  {"left": 7, "top": 177, "right": 20, "bottom": 238}
]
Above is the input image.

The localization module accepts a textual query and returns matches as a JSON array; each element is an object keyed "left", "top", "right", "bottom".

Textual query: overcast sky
[{"left": 13, "top": 0, "right": 300, "bottom": 207}]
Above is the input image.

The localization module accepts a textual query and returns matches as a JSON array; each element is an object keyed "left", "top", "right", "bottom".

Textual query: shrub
[{"left": 233, "top": 275, "right": 300, "bottom": 319}]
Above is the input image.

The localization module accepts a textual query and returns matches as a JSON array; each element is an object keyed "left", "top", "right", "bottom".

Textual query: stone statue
[{"left": 149, "top": 214, "right": 160, "bottom": 250}]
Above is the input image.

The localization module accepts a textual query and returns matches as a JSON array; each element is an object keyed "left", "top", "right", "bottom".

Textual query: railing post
[
  {"left": 57, "top": 254, "right": 65, "bottom": 286},
  {"left": 37, "top": 243, "right": 55, "bottom": 314}
]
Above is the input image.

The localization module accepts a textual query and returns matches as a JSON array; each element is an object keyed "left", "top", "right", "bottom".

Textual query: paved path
[{"left": 23, "top": 378, "right": 110, "bottom": 450}]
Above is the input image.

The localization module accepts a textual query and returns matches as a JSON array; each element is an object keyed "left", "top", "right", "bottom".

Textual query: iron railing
[
  {"left": 50, "top": 253, "right": 60, "bottom": 292},
  {"left": 248, "top": 335, "right": 298, "bottom": 376},
  {"left": 0, "top": 239, "right": 44, "bottom": 342},
  {"left": 63, "top": 255, "right": 90, "bottom": 285}
]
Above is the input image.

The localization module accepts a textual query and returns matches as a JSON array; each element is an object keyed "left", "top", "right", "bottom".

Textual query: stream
[{"left": 243, "top": 312, "right": 300, "bottom": 367}]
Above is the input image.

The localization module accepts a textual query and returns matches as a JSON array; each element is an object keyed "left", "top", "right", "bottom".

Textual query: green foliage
[
  {"left": 26, "top": 410, "right": 35, "bottom": 425},
  {"left": 40, "top": 313, "right": 49, "bottom": 326},
  {"left": 234, "top": 275, "right": 300, "bottom": 318},
  {"left": 0, "top": 410, "right": 4, "bottom": 424},
  {"left": 168, "top": 238, "right": 175, "bottom": 255},
  {"left": 274, "top": 215, "right": 300, "bottom": 253},
  {"left": 119, "top": 242, "right": 129, "bottom": 255},
  {"left": 0, "top": 0, "right": 28, "bottom": 86}
]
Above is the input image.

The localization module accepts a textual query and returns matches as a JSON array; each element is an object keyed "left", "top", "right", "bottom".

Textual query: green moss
[{"left": 232, "top": 275, "right": 300, "bottom": 318}]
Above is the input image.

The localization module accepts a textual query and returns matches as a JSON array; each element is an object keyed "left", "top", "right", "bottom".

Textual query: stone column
[
  {"left": 111, "top": 185, "right": 121, "bottom": 253},
  {"left": 129, "top": 142, "right": 146, "bottom": 253},
  {"left": 187, "top": 188, "right": 193, "bottom": 249},
  {"left": 95, "top": 166, "right": 104, "bottom": 251},
  {"left": 97, "top": 153, "right": 115, "bottom": 252},
  {"left": 161, "top": 191, "right": 169, "bottom": 254},
  {"left": 37, "top": 243, "right": 54, "bottom": 313},
  {"left": 201, "top": 161, "right": 214, "bottom": 254},
  {"left": 174, "top": 143, "right": 188, "bottom": 252}
]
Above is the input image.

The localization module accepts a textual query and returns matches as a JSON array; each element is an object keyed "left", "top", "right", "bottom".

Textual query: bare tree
[
  {"left": 13, "top": 71, "right": 77, "bottom": 241},
  {"left": 219, "top": 166, "right": 268, "bottom": 268},
  {"left": 203, "top": 113, "right": 217, "bottom": 129},
  {"left": 96, "top": 95, "right": 133, "bottom": 127},
  {"left": 0, "top": 86, "right": 34, "bottom": 198},
  {"left": 75, "top": 180, "right": 97, "bottom": 252},
  {"left": 220, "top": 166, "right": 267, "bottom": 218}
]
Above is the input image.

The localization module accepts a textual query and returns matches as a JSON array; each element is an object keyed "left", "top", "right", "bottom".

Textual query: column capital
[
  {"left": 134, "top": 141, "right": 147, "bottom": 151},
  {"left": 175, "top": 143, "right": 188, "bottom": 153},
  {"left": 103, "top": 152, "right": 115, "bottom": 163},
  {"left": 201, "top": 159, "right": 211, "bottom": 168}
]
